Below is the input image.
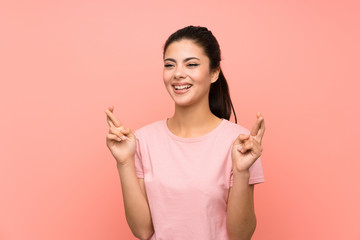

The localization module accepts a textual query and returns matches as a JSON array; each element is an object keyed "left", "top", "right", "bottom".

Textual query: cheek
[
  {"left": 163, "top": 72, "right": 171, "bottom": 86},
  {"left": 192, "top": 71, "right": 211, "bottom": 84},
  {"left": 163, "top": 70, "right": 173, "bottom": 82}
]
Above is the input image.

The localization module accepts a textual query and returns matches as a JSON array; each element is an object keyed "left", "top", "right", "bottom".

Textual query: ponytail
[{"left": 209, "top": 69, "right": 237, "bottom": 123}]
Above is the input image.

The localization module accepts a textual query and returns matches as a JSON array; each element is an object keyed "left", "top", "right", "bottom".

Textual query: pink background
[{"left": 1, "top": 0, "right": 359, "bottom": 239}]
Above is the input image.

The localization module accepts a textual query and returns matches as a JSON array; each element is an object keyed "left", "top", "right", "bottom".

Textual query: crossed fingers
[
  {"left": 237, "top": 112, "right": 265, "bottom": 155},
  {"left": 105, "top": 106, "right": 128, "bottom": 141},
  {"left": 250, "top": 112, "right": 265, "bottom": 145},
  {"left": 105, "top": 106, "right": 122, "bottom": 127},
  {"left": 238, "top": 134, "right": 263, "bottom": 156}
]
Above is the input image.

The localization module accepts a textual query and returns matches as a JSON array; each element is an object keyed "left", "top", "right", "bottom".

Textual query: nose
[{"left": 174, "top": 66, "right": 187, "bottom": 79}]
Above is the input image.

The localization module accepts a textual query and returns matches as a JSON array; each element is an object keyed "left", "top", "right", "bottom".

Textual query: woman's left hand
[{"left": 231, "top": 112, "right": 266, "bottom": 173}]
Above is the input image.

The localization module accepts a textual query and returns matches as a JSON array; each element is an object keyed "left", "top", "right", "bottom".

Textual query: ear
[{"left": 210, "top": 67, "right": 220, "bottom": 84}]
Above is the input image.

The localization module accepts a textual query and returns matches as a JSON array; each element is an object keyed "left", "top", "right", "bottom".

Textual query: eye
[
  {"left": 188, "top": 63, "right": 199, "bottom": 67},
  {"left": 164, "top": 63, "right": 174, "bottom": 68}
]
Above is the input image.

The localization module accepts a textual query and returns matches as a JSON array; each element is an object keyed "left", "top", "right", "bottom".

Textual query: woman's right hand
[{"left": 105, "top": 106, "right": 137, "bottom": 166}]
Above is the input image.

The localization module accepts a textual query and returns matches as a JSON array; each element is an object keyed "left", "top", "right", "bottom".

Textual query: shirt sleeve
[
  {"left": 230, "top": 156, "right": 265, "bottom": 186},
  {"left": 134, "top": 131, "right": 144, "bottom": 178}
]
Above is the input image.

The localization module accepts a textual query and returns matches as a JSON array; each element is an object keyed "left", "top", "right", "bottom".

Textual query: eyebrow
[{"left": 164, "top": 57, "right": 200, "bottom": 62}]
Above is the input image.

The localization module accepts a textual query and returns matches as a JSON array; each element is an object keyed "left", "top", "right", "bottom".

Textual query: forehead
[{"left": 164, "top": 39, "right": 207, "bottom": 60}]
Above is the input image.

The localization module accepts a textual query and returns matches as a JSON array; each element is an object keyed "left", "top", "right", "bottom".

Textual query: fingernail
[
  {"left": 237, "top": 146, "right": 242, "bottom": 152},
  {"left": 121, "top": 135, "right": 127, "bottom": 140},
  {"left": 116, "top": 137, "right": 122, "bottom": 141}
]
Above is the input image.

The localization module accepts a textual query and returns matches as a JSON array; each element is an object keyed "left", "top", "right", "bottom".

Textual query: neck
[{"left": 167, "top": 97, "right": 222, "bottom": 137}]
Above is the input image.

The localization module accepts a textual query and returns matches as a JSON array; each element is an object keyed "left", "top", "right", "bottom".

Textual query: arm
[
  {"left": 117, "top": 158, "right": 154, "bottom": 240},
  {"left": 227, "top": 113, "right": 265, "bottom": 239},
  {"left": 226, "top": 170, "right": 256, "bottom": 240}
]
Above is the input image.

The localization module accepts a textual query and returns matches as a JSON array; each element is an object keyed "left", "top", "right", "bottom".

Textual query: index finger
[
  {"left": 104, "top": 106, "right": 122, "bottom": 127},
  {"left": 252, "top": 112, "right": 265, "bottom": 144},
  {"left": 106, "top": 114, "right": 115, "bottom": 128},
  {"left": 250, "top": 112, "right": 263, "bottom": 136}
]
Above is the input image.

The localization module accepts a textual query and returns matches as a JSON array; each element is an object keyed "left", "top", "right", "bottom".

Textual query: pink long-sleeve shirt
[{"left": 134, "top": 118, "right": 264, "bottom": 240}]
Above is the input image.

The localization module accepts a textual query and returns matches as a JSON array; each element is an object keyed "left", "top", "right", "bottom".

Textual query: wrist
[
  {"left": 116, "top": 158, "right": 134, "bottom": 170},
  {"left": 232, "top": 168, "right": 250, "bottom": 180}
]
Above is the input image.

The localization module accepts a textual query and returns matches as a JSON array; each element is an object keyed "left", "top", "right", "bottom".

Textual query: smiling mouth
[{"left": 173, "top": 84, "right": 192, "bottom": 90}]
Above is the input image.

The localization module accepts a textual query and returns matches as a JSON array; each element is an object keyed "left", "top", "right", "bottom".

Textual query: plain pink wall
[{"left": 1, "top": 0, "right": 359, "bottom": 239}]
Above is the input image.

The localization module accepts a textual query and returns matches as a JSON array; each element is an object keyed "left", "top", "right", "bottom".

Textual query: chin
[
  {"left": 171, "top": 99, "right": 192, "bottom": 107},
  {"left": 169, "top": 96, "right": 193, "bottom": 107}
]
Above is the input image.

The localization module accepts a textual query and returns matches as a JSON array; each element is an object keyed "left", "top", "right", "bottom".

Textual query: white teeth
[{"left": 174, "top": 85, "right": 191, "bottom": 90}]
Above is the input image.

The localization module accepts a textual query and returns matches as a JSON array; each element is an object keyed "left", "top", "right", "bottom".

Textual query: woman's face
[{"left": 163, "top": 39, "right": 219, "bottom": 107}]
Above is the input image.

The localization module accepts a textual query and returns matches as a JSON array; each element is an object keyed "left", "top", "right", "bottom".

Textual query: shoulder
[
  {"left": 134, "top": 119, "right": 165, "bottom": 138},
  {"left": 222, "top": 119, "right": 251, "bottom": 136}
]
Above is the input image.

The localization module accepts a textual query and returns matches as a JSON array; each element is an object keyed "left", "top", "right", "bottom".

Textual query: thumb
[
  {"left": 120, "top": 127, "right": 134, "bottom": 138},
  {"left": 233, "top": 133, "right": 250, "bottom": 145}
]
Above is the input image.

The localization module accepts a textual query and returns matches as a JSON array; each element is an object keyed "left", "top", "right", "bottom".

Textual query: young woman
[{"left": 105, "top": 25, "right": 265, "bottom": 240}]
